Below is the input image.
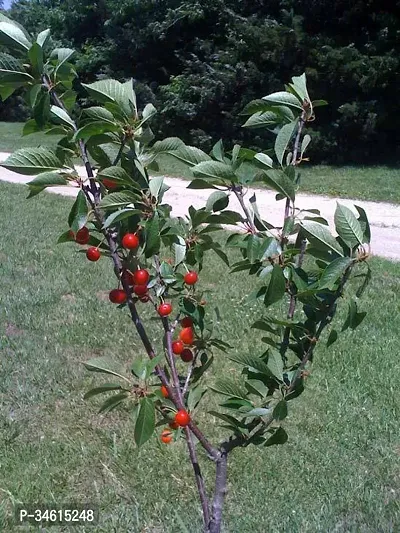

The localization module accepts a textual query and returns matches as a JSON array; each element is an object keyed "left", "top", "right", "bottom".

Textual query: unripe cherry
[{"left": 161, "top": 429, "right": 173, "bottom": 444}]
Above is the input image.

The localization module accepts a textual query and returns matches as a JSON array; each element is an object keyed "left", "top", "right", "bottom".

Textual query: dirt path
[{"left": 0, "top": 151, "right": 399, "bottom": 261}]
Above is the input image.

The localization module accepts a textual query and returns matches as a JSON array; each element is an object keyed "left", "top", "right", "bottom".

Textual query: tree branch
[
  {"left": 184, "top": 427, "right": 211, "bottom": 529},
  {"left": 208, "top": 451, "right": 228, "bottom": 533}
]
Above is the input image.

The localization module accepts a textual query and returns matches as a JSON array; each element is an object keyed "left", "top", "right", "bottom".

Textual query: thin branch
[
  {"left": 232, "top": 185, "right": 257, "bottom": 234},
  {"left": 182, "top": 350, "right": 199, "bottom": 396},
  {"left": 184, "top": 427, "right": 211, "bottom": 529}
]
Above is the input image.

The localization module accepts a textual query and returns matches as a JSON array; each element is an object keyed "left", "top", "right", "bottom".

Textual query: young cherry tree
[{"left": 0, "top": 16, "right": 371, "bottom": 533}]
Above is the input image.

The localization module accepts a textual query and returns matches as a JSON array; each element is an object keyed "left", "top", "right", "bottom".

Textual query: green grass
[
  {"left": 0, "top": 122, "right": 399, "bottom": 203},
  {"left": 1, "top": 181, "right": 399, "bottom": 532}
]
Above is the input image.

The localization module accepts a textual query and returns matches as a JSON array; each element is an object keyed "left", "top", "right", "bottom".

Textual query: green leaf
[
  {"left": 99, "top": 191, "right": 138, "bottom": 209},
  {"left": 301, "top": 134, "right": 311, "bottom": 158},
  {"left": 1, "top": 147, "right": 63, "bottom": 175},
  {"left": 206, "top": 191, "right": 229, "bottom": 212},
  {"left": 84, "top": 383, "right": 124, "bottom": 400},
  {"left": 145, "top": 214, "right": 161, "bottom": 258},
  {"left": 263, "top": 169, "right": 295, "bottom": 201},
  {"left": 187, "top": 179, "right": 220, "bottom": 190},
  {"left": 211, "top": 378, "right": 248, "bottom": 399},
  {"left": 22, "top": 119, "right": 42, "bottom": 136},
  {"left": 0, "top": 51, "right": 23, "bottom": 72},
  {"left": 254, "top": 152, "right": 273, "bottom": 168},
  {"left": 188, "top": 385, "right": 207, "bottom": 412},
  {"left": 169, "top": 144, "right": 211, "bottom": 166},
  {"left": 334, "top": 203, "right": 365, "bottom": 248},
  {"left": 265, "top": 426, "right": 288, "bottom": 446},
  {"left": 275, "top": 119, "right": 299, "bottom": 166},
  {"left": 84, "top": 356, "right": 130, "bottom": 383},
  {"left": 51, "top": 48, "right": 75, "bottom": 68},
  {"left": 243, "top": 110, "right": 282, "bottom": 129},
  {"left": 228, "top": 353, "right": 272, "bottom": 377},
  {"left": 28, "top": 42, "right": 43, "bottom": 75},
  {"left": 211, "top": 139, "right": 224, "bottom": 162},
  {"left": 173, "top": 236, "right": 186, "bottom": 267},
  {"left": 83, "top": 106, "right": 115, "bottom": 123},
  {"left": 131, "top": 358, "right": 147, "bottom": 380},
  {"left": 98, "top": 392, "right": 129, "bottom": 414},
  {"left": 245, "top": 379, "right": 268, "bottom": 398},
  {"left": 0, "top": 21, "right": 32, "bottom": 53},
  {"left": 68, "top": 190, "right": 88, "bottom": 233},
  {"left": 267, "top": 350, "right": 284, "bottom": 381},
  {"left": 36, "top": 28, "right": 51, "bottom": 48},
  {"left": 273, "top": 400, "right": 288, "bottom": 421},
  {"left": 149, "top": 175, "right": 170, "bottom": 202},
  {"left": 326, "top": 329, "right": 338, "bottom": 348},
  {"left": 355, "top": 205, "right": 371, "bottom": 244},
  {"left": 33, "top": 90, "right": 50, "bottom": 128},
  {"left": 50, "top": 105, "right": 75, "bottom": 129},
  {"left": 342, "top": 300, "right": 367, "bottom": 332},
  {"left": 264, "top": 265, "right": 286, "bottom": 308},
  {"left": 263, "top": 91, "right": 302, "bottom": 110},
  {"left": 319, "top": 257, "right": 352, "bottom": 290},
  {"left": 192, "top": 160, "right": 236, "bottom": 182},
  {"left": 134, "top": 397, "right": 155, "bottom": 447},
  {"left": 73, "top": 121, "right": 119, "bottom": 141},
  {"left": 300, "top": 220, "right": 344, "bottom": 256},
  {"left": 289, "top": 73, "right": 310, "bottom": 104},
  {"left": 102, "top": 208, "right": 141, "bottom": 229},
  {"left": 27, "top": 171, "right": 68, "bottom": 197},
  {"left": 98, "top": 166, "right": 131, "bottom": 184},
  {"left": 82, "top": 79, "right": 131, "bottom": 115}
]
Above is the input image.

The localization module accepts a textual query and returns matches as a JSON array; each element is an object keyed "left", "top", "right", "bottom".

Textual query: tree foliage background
[{"left": 2, "top": 0, "right": 400, "bottom": 164}]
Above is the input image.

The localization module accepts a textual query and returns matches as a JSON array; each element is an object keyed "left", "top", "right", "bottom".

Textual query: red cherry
[
  {"left": 174, "top": 409, "right": 191, "bottom": 427},
  {"left": 168, "top": 420, "right": 179, "bottom": 430},
  {"left": 102, "top": 178, "right": 118, "bottom": 189},
  {"left": 86, "top": 247, "right": 101, "bottom": 262},
  {"left": 181, "top": 348, "right": 193, "bottom": 363},
  {"left": 75, "top": 227, "right": 90, "bottom": 245},
  {"left": 109, "top": 289, "right": 127, "bottom": 304},
  {"left": 179, "top": 327, "right": 194, "bottom": 345},
  {"left": 161, "top": 429, "right": 173, "bottom": 444},
  {"left": 172, "top": 340, "right": 184, "bottom": 355},
  {"left": 158, "top": 303, "right": 172, "bottom": 317},
  {"left": 161, "top": 385, "right": 169, "bottom": 398},
  {"left": 180, "top": 317, "right": 193, "bottom": 328},
  {"left": 184, "top": 271, "right": 198, "bottom": 285},
  {"left": 122, "top": 233, "right": 139, "bottom": 250},
  {"left": 133, "top": 269, "right": 149, "bottom": 286},
  {"left": 134, "top": 285, "right": 148, "bottom": 296}
]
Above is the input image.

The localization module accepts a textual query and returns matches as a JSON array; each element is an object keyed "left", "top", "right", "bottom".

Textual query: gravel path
[{"left": 0, "top": 152, "right": 399, "bottom": 261}]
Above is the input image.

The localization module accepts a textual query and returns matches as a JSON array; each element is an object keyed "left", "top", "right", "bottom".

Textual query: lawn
[
  {"left": 0, "top": 122, "right": 399, "bottom": 204},
  {"left": 0, "top": 181, "right": 399, "bottom": 532}
]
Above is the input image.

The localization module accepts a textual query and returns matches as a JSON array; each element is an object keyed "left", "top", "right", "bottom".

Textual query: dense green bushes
[{"left": 3, "top": 0, "right": 399, "bottom": 164}]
